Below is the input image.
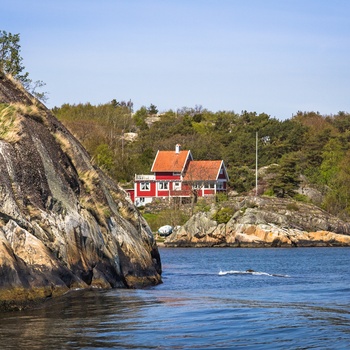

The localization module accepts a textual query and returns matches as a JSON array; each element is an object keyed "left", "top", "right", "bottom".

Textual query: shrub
[
  {"left": 293, "top": 193, "right": 310, "bottom": 203},
  {"left": 286, "top": 202, "right": 299, "bottom": 211},
  {"left": 263, "top": 188, "right": 275, "bottom": 197},
  {"left": 213, "top": 207, "right": 235, "bottom": 224}
]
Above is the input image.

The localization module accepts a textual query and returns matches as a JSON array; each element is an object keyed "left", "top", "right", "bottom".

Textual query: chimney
[{"left": 175, "top": 144, "right": 180, "bottom": 154}]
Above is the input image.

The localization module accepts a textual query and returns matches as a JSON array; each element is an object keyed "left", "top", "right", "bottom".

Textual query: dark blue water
[{"left": 0, "top": 248, "right": 349, "bottom": 349}]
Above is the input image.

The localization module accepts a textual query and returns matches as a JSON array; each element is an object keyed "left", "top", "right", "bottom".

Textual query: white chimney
[{"left": 175, "top": 144, "right": 180, "bottom": 154}]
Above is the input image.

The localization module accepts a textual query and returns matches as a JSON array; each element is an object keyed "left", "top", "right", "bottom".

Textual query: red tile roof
[
  {"left": 151, "top": 150, "right": 192, "bottom": 173},
  {"left": 183, "top": 160, "right": 223, "bottom": 181}
]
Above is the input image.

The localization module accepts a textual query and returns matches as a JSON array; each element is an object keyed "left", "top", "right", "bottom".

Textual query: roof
[
  {"left": 183, "top": 160, "right": 224, "bottom": 181},
  {"left": 151, "top": 150, "right": 193, "bottom": 173}
]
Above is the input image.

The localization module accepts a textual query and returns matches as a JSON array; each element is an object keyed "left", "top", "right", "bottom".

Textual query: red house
[{"left": 130, "top": 144, "right": 229, "bottom": 207}]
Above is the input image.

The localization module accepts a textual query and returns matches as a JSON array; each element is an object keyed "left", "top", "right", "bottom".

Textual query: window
[
  {"left": 173, "top": 182, "right": 181, "bottom": 190},
  {"left": 158, "top": 182, "right": 169, "bottom": 190},
  {"left": 140, "top": 182, "right": 150, "bottom": 190},
  {"left": 204, "top": 183, "right": 215, "bottom": 189},
  {"left": 217, "top": 182, "right": 224, "bottom": 190},
  {"left": 193, "top": 183, "right": 202, "bottom": 189}
]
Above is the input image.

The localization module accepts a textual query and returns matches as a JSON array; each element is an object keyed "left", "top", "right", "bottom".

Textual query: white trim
[{"left": 150, "top": 150, "right": 160, "bottom": 172}]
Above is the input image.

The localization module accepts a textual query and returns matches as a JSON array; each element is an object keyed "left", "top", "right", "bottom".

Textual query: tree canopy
[
  {"left": 0, "top": 30, "right": 47, "bottom": 101},
  {"left": 52, "top": 102, "right": 350, "bottom": 218}
]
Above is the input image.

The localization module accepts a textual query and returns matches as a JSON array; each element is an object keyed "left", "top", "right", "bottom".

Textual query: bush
[
  {"left": 216, "top": 192, "right": 228, "bottom": 202},
  {"left": 213, "top": 207, "right": 235, "bottom": 224},
  {"left": 286, "top": 202, "right": 299, "bottom": 211},
  {"left": 293, "top": 193, "right": 310, "bottom": 203},
  {"left": 142, "top": 209, "right": 190, "bottom": 232},
  {"left": 194, "top": 198, "right": 211, "bottom": 213},
  {"left": 263, "top": 188, "right": 275, "bottom": 197}
]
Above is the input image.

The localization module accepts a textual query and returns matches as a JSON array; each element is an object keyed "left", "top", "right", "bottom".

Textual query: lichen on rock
[
  {"left": 0, "top": 74, "right": 161, "bottom": 311},
  {"left": 164, "top": 197, "right": 350, "bottom": 248}
]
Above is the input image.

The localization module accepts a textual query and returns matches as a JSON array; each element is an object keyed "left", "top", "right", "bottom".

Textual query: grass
[{"left": 0, "top": 103, "right": 22, "bottom": 143}]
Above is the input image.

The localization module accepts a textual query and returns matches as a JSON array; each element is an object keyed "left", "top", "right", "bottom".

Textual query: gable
[{"left": 151, "top": 150, "right": 193, "bottom": 173}]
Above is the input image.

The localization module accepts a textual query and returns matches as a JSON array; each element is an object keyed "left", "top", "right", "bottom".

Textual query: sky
[{"left": 3, "top": 0, "right": 350, "bottom": 119}]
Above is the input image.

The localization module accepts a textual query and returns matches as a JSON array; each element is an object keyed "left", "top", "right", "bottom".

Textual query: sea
[{"left": 0, "top": 247, "right": 349, "bottom": 349}]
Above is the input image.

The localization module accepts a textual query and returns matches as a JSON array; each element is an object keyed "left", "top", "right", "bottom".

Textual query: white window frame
[
  {"left": 173, "top": 182, "right": 181, "bottom": 190},
  {"left": 204, "top": 182, "right": 215, "bottom": 189},
  {"left": 193, "top": 182, "right": 202, "bottom": 190},
  {"left": 158, "top": 182, "right": 169, "bottom": 190},
  {"left": 140, "top": 182, "right": 150, "bottom": 190}
]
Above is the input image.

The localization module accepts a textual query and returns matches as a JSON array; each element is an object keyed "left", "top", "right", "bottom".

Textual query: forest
[{"left": 52, "top": 102, "right": 350, "bottom": 220}]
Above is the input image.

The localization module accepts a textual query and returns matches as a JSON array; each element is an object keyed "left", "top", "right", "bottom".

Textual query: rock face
[
  {"left": 164, "top": 197, "right": 350, "bottom": 247},
  {"left": 0, "top": 75, "right": 161, "bottom": 310}
]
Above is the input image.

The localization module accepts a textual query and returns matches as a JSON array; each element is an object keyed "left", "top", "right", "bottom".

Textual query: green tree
[
  {"left": 0, "top": 30, "right": 47, "bottom": 101},
  {"left": 320, "top": 138, "right": 344, "bottom": 186},
  {"left": 267, "top": 153, "right": 301, "bottom": 198},
  {"left": 322, "top": 151, "right": 350, "bottom": 218},
  {"left": 95, "top": 143, "right": 114, "bottom": 172},
  {"left": 147, "top": 104, "right": 158, "bottom": 115},
  {"left": 133, "top": 106, "right": 149, "bottom": 130},
  {"left": 229, "top": 166, "right": 255, "bottom": 194},
  {"left": 0, "top": 30, "right": 28, "bottom": 82}
]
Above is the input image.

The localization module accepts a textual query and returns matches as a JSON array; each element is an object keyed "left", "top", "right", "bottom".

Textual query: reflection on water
[
  {"left": 0, "top": 289, "right": 155, "bottom": 350},
  {"left": 0, "top": 288, "right": 349, "bottom": 350},
  {"left": 0, "top": 248, "right": 349, "bottom": 349}
]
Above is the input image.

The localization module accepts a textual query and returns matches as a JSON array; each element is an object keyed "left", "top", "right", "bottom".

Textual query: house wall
[
  {"left": 155, "top": 172, "right": 181, "bottom": 180},
  {"left": 132, "top": 157, "right": 228, "bottom": 206},
  {"left": 127, "top": 189, "right": 135, "bottom": 202},
  {"left": 135, "top": 181, "right": 157, "bottom": 197}
]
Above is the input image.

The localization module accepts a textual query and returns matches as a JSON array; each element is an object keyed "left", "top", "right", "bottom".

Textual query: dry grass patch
[
  {"left": 0, "top": 103, "right": 22, "bottom": 143},
  {"left": 10, "top": 101, "right": 46, "bottom": 124}
]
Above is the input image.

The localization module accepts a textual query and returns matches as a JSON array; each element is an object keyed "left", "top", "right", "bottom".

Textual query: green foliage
[
  {"left": 263, "top": 188, "right": 275, "bottom": 197},
  {"left": 228, "top": 166, "right": 255, "bottom": 193},
  {"left": 319, "top": 138, "right": 344, "bottom": 186},
  {"left": 0, "top": 30, "right": 47, "bottom": 102},
  {"left": 293, "top": 193, "right": 310, "bottom": 203},
  {"left": 53, "top": 103, "right": 350, "bottom": 219},
  {"left": 147, "top": 104, "right": 158, "bottom": 115},
  {"left": 286, "top": 202, "right": 299, "bottom": 211},
  {"left": 142, "top": 209, "right": 190, "bottom": 232},
  {"left": 0, "top": 31, "right": 27, "bottom": 81},
  {"left": 321, "top": 150, "right": 350, "bottom": 218},
  {"left": 267, "top": 153, "right": 301, "bottom": 198},
  {"left": 95, "top": 144, "right": 114, "bottom": 171},
  {"left": 194, "top": 199, "right": 211, "bottom": 213},
  {"left": 213, "top": 207, "right": 235, "bottom": 224},
  {"left": 215, "top": 192, "right": 228, "bottom": 202},
  {"left": 133, "top": 106, "right": 148, "bottom": 130}
]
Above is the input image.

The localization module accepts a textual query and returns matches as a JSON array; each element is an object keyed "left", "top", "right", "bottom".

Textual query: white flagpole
[{"left": 256, "top": 131, "right": 258, "bottom": 196}]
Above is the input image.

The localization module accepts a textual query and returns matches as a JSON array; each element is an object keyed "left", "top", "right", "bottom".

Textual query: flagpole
[{"left": 256, "top": 131, "right": 258, "bottom": 196}]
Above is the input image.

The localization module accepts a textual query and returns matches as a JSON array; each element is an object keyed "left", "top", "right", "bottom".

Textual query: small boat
[{"left": 158, "top": 225, "right": 173, "bottom": 237}]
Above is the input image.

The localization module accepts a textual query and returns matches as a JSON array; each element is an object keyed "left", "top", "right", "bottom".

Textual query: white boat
[{"left": 158, "top": 225, "right": 173, "bottom": 237}]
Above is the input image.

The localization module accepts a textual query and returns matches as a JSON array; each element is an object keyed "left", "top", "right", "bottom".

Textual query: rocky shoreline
[
  {"left": 164, "top": 197, "right": 350, "bottom": 248},
  {"left": 0, "top": 75, "right": 162, "bottom": 310}
]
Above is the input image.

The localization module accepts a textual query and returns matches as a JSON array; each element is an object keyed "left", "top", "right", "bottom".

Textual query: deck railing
[{"left": 135, "top": 174, "right": 156, "bottom": 181}]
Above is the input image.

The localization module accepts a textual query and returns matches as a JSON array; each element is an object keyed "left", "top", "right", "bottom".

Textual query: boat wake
[{"left": 218, "top": 270, "right": 290, "bottom": 278}]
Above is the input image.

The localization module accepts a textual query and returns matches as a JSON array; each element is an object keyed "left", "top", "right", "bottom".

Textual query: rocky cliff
[
  {"left": 0, "top": 74, "right": 161, "bottom": 310},
  {"left": 164, "top": 197, "right": 350, "bottom": 247}
]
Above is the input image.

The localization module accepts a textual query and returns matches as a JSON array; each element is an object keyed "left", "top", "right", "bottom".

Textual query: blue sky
[{"left": 3, "top": 0, "right": 350, "bottom": 119}]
